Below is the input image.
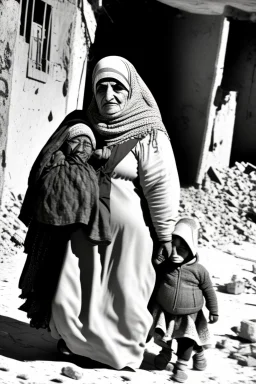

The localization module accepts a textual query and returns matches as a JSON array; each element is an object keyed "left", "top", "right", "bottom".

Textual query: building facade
[{"left": 0, "top": 0, "right": 96, "bottom": 202}]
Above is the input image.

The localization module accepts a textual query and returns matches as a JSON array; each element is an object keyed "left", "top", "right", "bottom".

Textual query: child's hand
[
  {"left": 209, "top": 314, "right": 218, "bottom": 324},
  {"left": 52, "top": 151, "right": 65, "bottom": 166}
]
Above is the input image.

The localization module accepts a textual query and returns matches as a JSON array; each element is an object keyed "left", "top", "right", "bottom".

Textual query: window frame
[{"left": 19, "top": 0, "right": 53, "bottom": 83}]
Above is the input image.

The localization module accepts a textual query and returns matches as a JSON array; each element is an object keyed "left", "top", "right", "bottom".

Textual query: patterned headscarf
[{"left": 87, "top": 56, "right": 169, "bottom": 146}]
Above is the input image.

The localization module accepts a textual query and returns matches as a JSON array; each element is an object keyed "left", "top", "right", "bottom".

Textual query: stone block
[
  {"left": 225, "top": 186, "right": 237, "bottom": 197},
  {"left": 246, "top": 356, "right": 256, "bottom": 366},
  {"left": 61, "top": 366, "right": 83, "bottom": 380},
  {"left": 226, "top": 281, "right": 245, "bottom": 295},
  {"left": 226, "top": 198, "right": 239, "bottom": 209},
  {"left": 234, "top": 223, "right": 245, "bottom": 234},
  {"left": 10, "top": 232, "right": 24, "bottom": 247},
  {"left": 237, "top": 343, "right": 256, "bottom": 356},
  {"left": 238, "top": 356, "right": 256, "bottom": 367},
  {"left": 239, "top": 320, "right": 256, "bottom": 342},
  {"left": 207, "top": 166, "right": 223, "bottom": 185},
  {"left": 244, "top": 163, "right": 256, "bottom": 174},
  {"left": 229, "top": 352, "right": 244, "bottom": 360},
  {"left": 217, "top": 338, "right": 240, "bottom": 352},
  {"left": 235, "top": 162, "right": 246, "bottom": 173}
]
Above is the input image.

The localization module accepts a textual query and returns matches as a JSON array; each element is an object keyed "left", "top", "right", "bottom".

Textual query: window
[{"left": 20, "top": 0, "right": 52, "bottom": 83}]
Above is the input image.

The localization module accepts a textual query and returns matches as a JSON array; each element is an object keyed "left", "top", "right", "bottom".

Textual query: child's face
[
  {"left": 68, "top": 136, "right": 93, "bottom": 154},
  {"left": 67, "top": 135, "right": 93, "bottom": 162},
  {"left": 170, "top": 236, "right": 190, "bottom": 264}
]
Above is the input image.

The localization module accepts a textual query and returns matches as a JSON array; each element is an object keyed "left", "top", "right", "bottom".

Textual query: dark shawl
[
  {"left": 18, "top": 111, "right": 140, "bottom": 329},
  {"left": 19, "top": 110, "right": 111, "bottom": 244},
  {"left": 19, "top": 110, "right": 90, "bottom": 226}
]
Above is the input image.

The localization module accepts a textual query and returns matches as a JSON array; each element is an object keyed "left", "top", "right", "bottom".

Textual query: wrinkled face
[
  {"left": 170, "top": 236, "right": 190, "bottom": 264},
  {"left": 95, "top": 79, "right": 129, "bottom": 118},
  {"left": 67, "top": 135, "right": 93, "bottom": 161}
]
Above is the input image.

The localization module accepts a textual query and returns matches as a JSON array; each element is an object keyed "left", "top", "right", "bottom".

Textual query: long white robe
[{"left": 50, "top": 131, "right": 180, "bottom": 369}]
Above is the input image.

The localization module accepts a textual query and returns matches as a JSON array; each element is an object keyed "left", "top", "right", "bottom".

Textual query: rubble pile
[
  {"left": 179, "top": 162, "right": 256, "bottom": 249},
  {"left": 216, "top": 338, "right": 256, "bottom": 367},
  {"left": 0, "top": 185, "right": 26, "bottom": 258},
  {"left": 1, "top": 161, "right": 256, "bottom": 257}
]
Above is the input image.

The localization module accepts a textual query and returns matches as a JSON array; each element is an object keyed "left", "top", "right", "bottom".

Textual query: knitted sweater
[{"left": 156, "top": 256, "right": 218, "bottom": 316}]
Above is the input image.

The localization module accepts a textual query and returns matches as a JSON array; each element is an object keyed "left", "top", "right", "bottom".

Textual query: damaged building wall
[
  {"left": 83, "top": 2, "right": 227, "bottom": 186},
  {"left": 0, "top": 0, "right": 19, "bottom": 204},
  {"left": 162, "top": 10, "right": 224, "bottom": 184},
  {"left": 65, "top": 0, "right": 96, "bottom": 113},
  {"left": 4, "top": 0, "right": 96, "bottom": 196},
  {"left": 222, "top": 19, "right": 256, "bottom": 166}
]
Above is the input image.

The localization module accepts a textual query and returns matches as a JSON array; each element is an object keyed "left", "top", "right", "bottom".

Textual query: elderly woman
[{"left": 49, "top": 56, "right": 180, "bottom": 370}]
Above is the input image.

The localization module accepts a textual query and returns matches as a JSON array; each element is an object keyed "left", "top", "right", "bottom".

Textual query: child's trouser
[
  {"left": 172, "top": 338, "right": 194, "bottom": 382},
  {"left": 176, "top": 337, "right": 195, "bottom": 361}
]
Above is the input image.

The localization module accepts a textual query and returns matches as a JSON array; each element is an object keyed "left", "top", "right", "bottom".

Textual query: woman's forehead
[
  {"left": 96, "top": 78, "right": 127, "bottom": 88},
  {"left": 97, "top": 78, "right": 118, "bottom": 84}
]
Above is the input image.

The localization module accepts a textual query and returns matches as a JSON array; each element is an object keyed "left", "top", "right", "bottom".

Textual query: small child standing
[{"left": 150, "top": 217, "right": 218, "bottom": 383}]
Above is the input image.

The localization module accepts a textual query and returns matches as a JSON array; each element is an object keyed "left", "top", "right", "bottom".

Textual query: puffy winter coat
[{"left": 156, "top": 256, "right": 218, "bottom": 316}]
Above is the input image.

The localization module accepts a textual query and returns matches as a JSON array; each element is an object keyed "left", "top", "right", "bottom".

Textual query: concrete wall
[
  {"left": 162, "top": 11, "right": 224, "bottom": 184},
  {"left": 222, "top": 20, "right": 256, "bottom": 166},
  {"left": 0, "top": 0, "right": 19, "bottom": 204},
  {"left": 4, "top": 0, "right": 96, "bottom": 195},
  {"left": 86, "top": 3, "right": 225, "bottom": 185}
]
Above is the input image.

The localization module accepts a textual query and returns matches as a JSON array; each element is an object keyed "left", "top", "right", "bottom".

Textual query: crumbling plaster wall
[
  {"left": 0, "top": 0, "right": 19, "bottom": 204},
  {"left": 164, "top": 12, "right": 224, "bottom": 184},
  {"left": 65, "top": 1, "right": 94, "bottom": 114},
  {"left": 5, "top": 0, "right": 95, "bottom": 195},
  {"left": 157, "top": 0, "right": 256, "bottom": 15},
  {"left": 222, "top": 20, "right": 256, "bottom": 166}
]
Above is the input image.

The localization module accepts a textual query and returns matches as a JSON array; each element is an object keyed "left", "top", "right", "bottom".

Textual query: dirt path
[{"left": 0, "top": 245, "right": 256, "bottom": 383}]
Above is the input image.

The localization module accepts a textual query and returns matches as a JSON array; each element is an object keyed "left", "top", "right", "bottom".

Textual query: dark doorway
[{"left": 83, "top": 0, "right": 170, "bottom": 118}]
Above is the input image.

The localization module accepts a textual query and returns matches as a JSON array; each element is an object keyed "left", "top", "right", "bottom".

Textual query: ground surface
[
  {"left": 1, "top": 171, "right": 256, "bottom": 384},
  {"left": 0, "top": 243, "right": 256, "bottom": 384}
]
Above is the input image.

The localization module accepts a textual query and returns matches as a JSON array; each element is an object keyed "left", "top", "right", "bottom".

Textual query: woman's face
[
  {"left": 170, "top": 236, "right": 190, "bottom": 264},
  {"left": 95, "top": 79, "right": 129, "bottom": 118}
]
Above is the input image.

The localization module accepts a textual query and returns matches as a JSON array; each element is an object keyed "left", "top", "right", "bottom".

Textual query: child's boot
[
  {"left": 192, "top": 350, "right": 207, "bottom": 371},
  {"left": 172, "top": 359, "right": 189, "bottom": 383},
  {"left": 154, "top": 347, "right": 174, "bottom": 371}
]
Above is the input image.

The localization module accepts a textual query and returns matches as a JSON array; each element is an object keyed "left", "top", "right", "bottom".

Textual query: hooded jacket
[{"left": 156, "top": 254, "right": 218, "bottom": 316}]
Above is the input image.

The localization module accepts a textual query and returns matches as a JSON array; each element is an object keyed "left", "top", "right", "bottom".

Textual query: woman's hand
[
  {"left": 153, "top": 240, "right": 172, "bottom": 266},
  {"left": 209, "top": 314, "right": 219, "bottom": 324},
  {"left": 93, "top": 146, "right": 111, "bottom": 160}
]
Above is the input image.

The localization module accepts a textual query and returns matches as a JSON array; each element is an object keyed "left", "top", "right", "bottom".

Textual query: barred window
[{"left": 20, "top": 0, "right": 52, "bottom": 82}]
